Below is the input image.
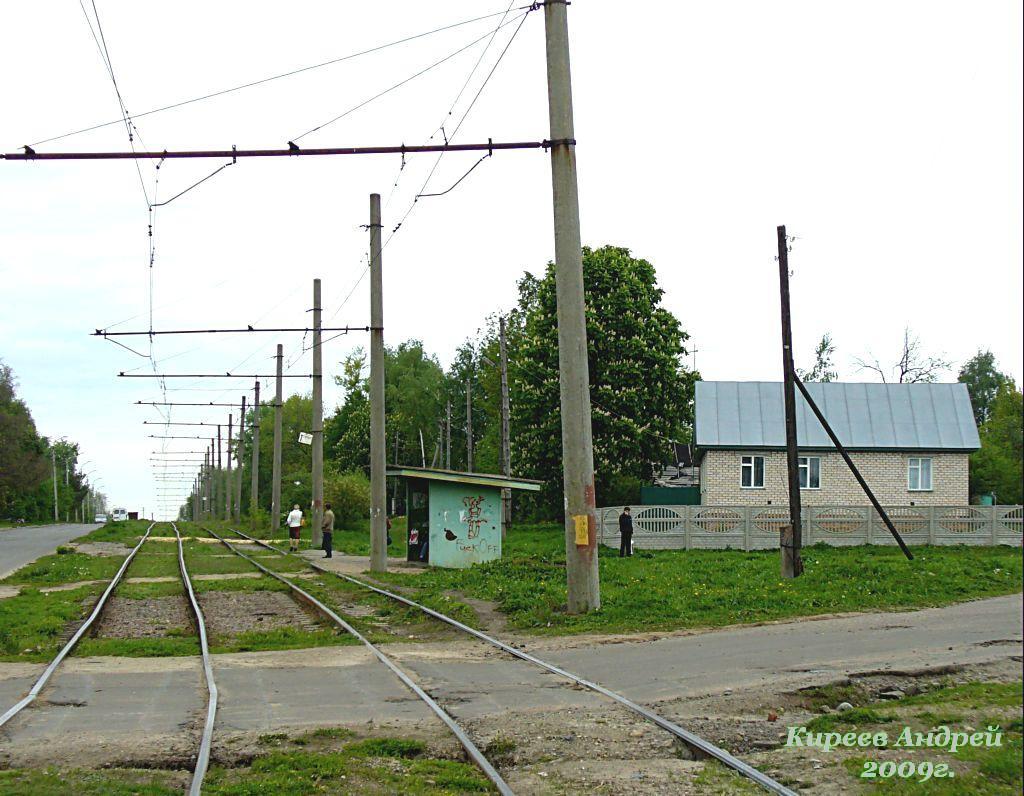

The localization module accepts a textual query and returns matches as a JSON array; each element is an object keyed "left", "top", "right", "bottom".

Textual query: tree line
[
  {"left": 1, "top": 361, "right": 104, "bottom": 523},
  {"left": 210, "top": 246, "right": 698, "bottom": 522},
  {"left": 195, "top": 246, "right": 1021, "bottom": 523}
]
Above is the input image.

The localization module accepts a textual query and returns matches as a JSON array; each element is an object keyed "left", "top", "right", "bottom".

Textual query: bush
[{"left": 324, "top": 468, "right": 371, "bottom": 526}]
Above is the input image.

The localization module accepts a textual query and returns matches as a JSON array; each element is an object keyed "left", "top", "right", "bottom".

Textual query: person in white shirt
[{"left": 286, "top": 504, "right": 303, "bottom": 551}]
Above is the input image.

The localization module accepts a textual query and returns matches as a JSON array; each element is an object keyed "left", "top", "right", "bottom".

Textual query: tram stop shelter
[{"left": 387, "top": 466, "right": 542, "bottom": 568}]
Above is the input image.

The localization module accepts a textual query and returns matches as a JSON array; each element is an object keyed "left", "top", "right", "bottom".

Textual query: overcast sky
[{"left": 1, "top": 1, "right": 1021, "bottom": 519}]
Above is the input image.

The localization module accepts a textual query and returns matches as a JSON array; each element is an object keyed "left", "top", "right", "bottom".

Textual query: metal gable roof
[{"left": 695, "top": 381, "right": 980, "bottom": 451}]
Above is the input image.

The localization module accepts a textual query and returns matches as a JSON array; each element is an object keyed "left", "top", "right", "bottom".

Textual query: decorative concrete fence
[{"left": 597, "top": 505, "right": 1023, "bottom": 550}]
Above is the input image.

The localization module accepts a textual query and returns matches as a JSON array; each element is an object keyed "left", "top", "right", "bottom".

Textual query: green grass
[
  {"left": 807, "top": 707, "right": 896, "bottom": 732},
  {"left": 75, "top": 636, "right": 201, "bottom": 657},
  {"left": 899, "top": 681, "right": 1023, "bottom": 709},
  {"left": 207, "top": 625, "right": 358, "bottom": 654},
  {"left": 1, "top": 552, "right": 124, "bottom": 586},
  {"left": 0, "top": 585, "right": 101, "bottom": 661},
  {"left": 372, "top": 525, "right": 1023, "bottom": 635},
  {"left": 820, "top": 680, "right": 1024, "bottom": 794},
  {"left": 0, "top": 769, "right": 181, "bottom": 795},
  {"left": 77, "top": 519, "right": 153, "bottom": 544},
  {"left": 0, "top": 732, "right": 493, "bottom": 795}
]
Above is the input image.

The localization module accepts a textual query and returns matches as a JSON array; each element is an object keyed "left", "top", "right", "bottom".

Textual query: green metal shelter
[{"left": 387, "top": 466, "right": 542, "bottom": 569}]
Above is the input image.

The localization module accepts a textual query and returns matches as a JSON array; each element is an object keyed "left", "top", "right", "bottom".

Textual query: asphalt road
[
  {"left": 0, "top": 523, "right": 100, "bottom": 580},
  {"left": 0, "top": 593, "right": 1018, "bottom": 754}
]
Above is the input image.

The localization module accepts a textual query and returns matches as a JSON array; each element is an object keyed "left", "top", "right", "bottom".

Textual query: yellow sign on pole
[{"left": 573, "top": 514, "right": 589, "bottom": 545}]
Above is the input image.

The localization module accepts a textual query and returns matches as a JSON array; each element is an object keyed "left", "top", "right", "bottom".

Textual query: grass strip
[{"left": 373, "top": 525, "right": 1023, "bottom": 636}]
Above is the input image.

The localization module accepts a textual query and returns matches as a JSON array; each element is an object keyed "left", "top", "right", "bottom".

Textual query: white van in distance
[{"left": 112, "top": 508, "right": 128, "bottom": 522}]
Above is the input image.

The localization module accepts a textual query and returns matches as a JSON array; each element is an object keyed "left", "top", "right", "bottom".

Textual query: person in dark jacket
[{"left": 618, "top": 507, "right": 633, "bottom": 557}]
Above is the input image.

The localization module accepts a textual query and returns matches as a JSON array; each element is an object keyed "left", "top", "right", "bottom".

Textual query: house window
[
  {"left": 741, "top": 455, "right": 764, "bottom": 488},
  {"left": 799, "top": 456, "right": 821, "bottom": 489},
  {"left": 908, "top": 457, "right": 933, "bottom": 491}
]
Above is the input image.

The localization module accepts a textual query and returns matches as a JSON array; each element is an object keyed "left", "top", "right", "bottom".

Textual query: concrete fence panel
[{"left": 597, "top": 505, "right": 1023, "bottom": 551}]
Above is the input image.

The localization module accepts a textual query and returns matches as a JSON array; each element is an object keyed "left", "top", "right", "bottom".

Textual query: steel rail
[
  {"left": 171, "top": 522, "right": 218, "bottom": 796},
  {"left": 229, "top": 528, "right": 796, "bottom": 796},
  {"left": 0, "top": 522, "right": 156, "bottom": 728},
  {"left": 202, "top": 527, "right": 513, "bottom": 796}
]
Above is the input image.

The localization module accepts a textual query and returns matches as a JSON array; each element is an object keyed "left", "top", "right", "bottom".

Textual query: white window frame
[
  {"left": 908, "top": 457, "right": 933, "bottom": 491},
  {"left": 798, "top": 456, "right": 821, "bottom": 489},
  {"left": 741, "top": 455, "right": 765, "bottom": 489}
]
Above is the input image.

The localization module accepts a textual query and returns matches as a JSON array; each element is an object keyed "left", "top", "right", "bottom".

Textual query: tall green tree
[
  {"left": 326, "top": 341, "right": 447, "bottom": 473},
  {"left": 958, "top": 349, "right": 1012, "bottom": 426},
  {"left": 510, "top": 245, "right": 696, "bottom": 515},
  {"left": 970, "top": 383, "right": 1023, "bottom": 504},
  {"left": 0, "top": 361, "right": 48, "bottom": 517}
]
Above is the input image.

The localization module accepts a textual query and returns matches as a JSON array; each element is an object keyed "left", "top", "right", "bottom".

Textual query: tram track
[
  {"left": 203, "top": 526, "right": 515, "bottom": 795},
  {"left": 222, "top": 526, "right": 796, "bottom": 796},
  {"left": 0, "top": 522, "right": 218, "bottom": 795}
]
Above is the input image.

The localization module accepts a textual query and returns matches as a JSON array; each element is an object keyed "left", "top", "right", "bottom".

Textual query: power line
[
  {"left": 383, "top": 8, "right": 535, "bottom": 249},
  {"left": 28, "top": 7, "right": 529, "bottom": 147},
  {"left": 292, "top": 11, "right": 530, "bottom": 143}
]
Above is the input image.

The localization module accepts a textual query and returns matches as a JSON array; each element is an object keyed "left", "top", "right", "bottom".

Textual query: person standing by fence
[
  {"left": 618, "top": 507, "right": 634, "bottom": 557},
  {"left": 322, "top": 502, "right": 335, "bottom": 559}
]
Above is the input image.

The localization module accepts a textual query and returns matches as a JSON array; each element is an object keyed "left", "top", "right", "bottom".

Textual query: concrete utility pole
[
  {"left": 226, "top": 414, "right": 233, "bottom": 519},
  {"left": 369, "top": 193, "right": 387, "bottom": 573},
  {"left": 234, "top": 395, "right": 246, "bottom": 522},
  {"left": 271, "top": 344, "right": 284, "bottom": 532},
  {"left": 216, "top": 425, "right": 223, "bottom": 520},
  {"left": 445, "top": 401, "right": 451, "bottom": 469},
  {"left": 204, "top": 446, "right": 212, "bottom": 520},
  {"left": 311, "top": 279, "right": 324, "bottom": 550},
  {"left": 52, "top": 450, "right": 59, "bottom": 522},
  {"left": 544, "top": 0, "right": 600, "bottom": 611},
  {"left": 249, "top": 380, "right": 261, "bottom": 531},
  {"left": 777, "top": 225, "right": 804, "bottom": 579},
  {"left": 499, "top": 316, "right": 512, "bottom": 536},
  {"left": 465, "top": 377, "right": 473, "bottom": 472}
]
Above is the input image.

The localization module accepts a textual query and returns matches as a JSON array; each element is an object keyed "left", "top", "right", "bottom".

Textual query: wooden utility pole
[
  {"left": 271, "top": 344, "right": 284, "bottom": 532},
  {"left": 369, "top": 193, "right": 387, "bottom": 572},
  {"left": 215, "top": 425, "right": 222, "bottom": 520},
  {"left": 466, "top": 377, "right": 473, "bottom": 472},
  {"left": 249, "top": 380, "right": 261, "bottom": 531},
  {"left": 544, "top": 1, "right": 600, "bottom": 611},
  {"left": 234, "top": 395, "right": 246, "bottom": 522},
  {"left": 226, "top": 414, "right": 233, "bottom": 519},
  {"left": 499, "top": 316, "right": 512, "bottom": 536},
  {"left": 777, "top": 224, "right": 804, "bottom": 578},
  {"left": 311, "top": 279, "right": 324, "bottom": 550}
]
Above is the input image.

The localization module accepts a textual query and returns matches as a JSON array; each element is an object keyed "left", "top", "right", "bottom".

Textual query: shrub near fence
[{"left": 597, "top": 505, "right": 1023, "bottom": 550}]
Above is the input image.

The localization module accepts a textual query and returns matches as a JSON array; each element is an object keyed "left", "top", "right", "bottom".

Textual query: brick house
[{"left": 695, "top": 382, "right": 980, "bottom": 506}]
